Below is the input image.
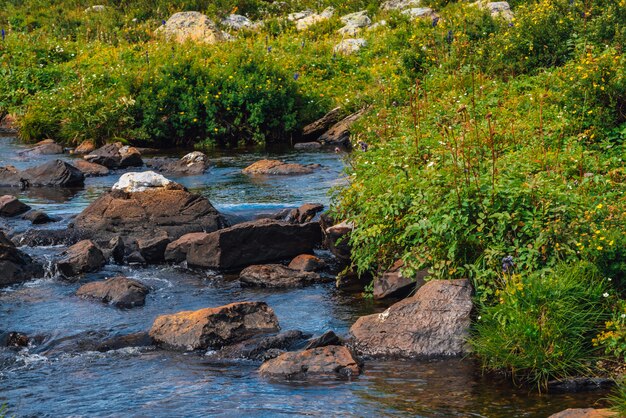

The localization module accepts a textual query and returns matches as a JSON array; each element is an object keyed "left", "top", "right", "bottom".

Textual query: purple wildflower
[
  {"left": 502, "top": 255, "right": 515, "bottom": 273},
  {"left": 358, "top": 140, "right": 368, "bottom": 152},
  {"left": 293, "top": 73, "right": 299, "bottom": 81},
  {"left": 162, "top": 20, "right": 166, "bottom": 25},
  {"left": 1, "top": 29, "right": 4, "bottom": 41}
]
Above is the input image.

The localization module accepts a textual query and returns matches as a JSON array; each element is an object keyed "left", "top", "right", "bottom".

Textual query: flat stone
[
  {"left": 76, "top": 276, "right": 149, "bottom": 308},
  {"left": 288, "top": 254, "right": 326, "bottom": 272},
  {"left": 239, "top": 264, "right": 323, "bottom": 288},
  {"left": 242, "top": 159, "right": 319, "bottom": 175},
  {"left": 259, "top": 345, "right": 361, "bottom": 379}
]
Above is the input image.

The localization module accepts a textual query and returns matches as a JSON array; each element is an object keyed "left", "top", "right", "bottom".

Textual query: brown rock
[
  {"left": 149, "top": 302, "right": 280, "bottom": 351},
  {"left": 20, "top": 140, "right": 63, "bottom": 156},
  {"left": 0, "top": 231, "right": 44, "bottom": 286},
  {"left": 288, "top": 203, "right": 324, "bottom": 223},
  {"left": 56, "top": 240, "right": 106, "bottom": 278},
  {"left": 373, "top": 260, "right": 428, "bottom": 300},
  {"left": 242, "top": 159, "right": 319, "bottom": 175},
  {"left": 0, "top": 195, "right": 31, "bottom": 217},
  {"left": 304, "top": 330, "right": 343, "bottom": 350},
  {"left": 137, "top": 233, "right": 170, "bottom": 264},
  {"left": 84, "top": 143, "right": 143, "bottom": 169},
  {"left": 214, "top": 330, "right": 310, "bottom": 361},
  {"left": 22, "top": 210, "right": 55, "bottom": 225},
  {"left": 164, "top": 232, "right": 209, "bottom": 262},
  {"left": 288, "top": 254, "right": 326, "bottom": 272},
  {"left": 74, "top": 140, "right": 96, "bottom": 154},
  {"left": 324, "top": 220, "right": 352, "bottom": 262},
  {"left": 21, "top": 160, "right": 84, "bottom": 187},
  {"left": 146, "top": 151, "right": 210, "bottom": 176},
  {"left": 259, "top": 345, "right": 361, "bottom": 379},
  {"left": 186, "top": 219, "right": 322, "bottom": 270},
  {"left": 239, "top": 264, "right": 323, "bottom": 288},
  {"left": 350, "top": 279, "right": 473, "bottom": 358},
  {"left": 549, "top": 409, "right": 616, "bottom": 418},
  {"left": 74, "top": 187, "right": 226, "bottom": 242},
  {"left": 73, "top": 160, "right": 110, "bottom": 177},
  {"left": 318, "top": 109, "right": 366, "bottom": 149},
  {"left": 76, "top": 276, "right": 149, "bottom": 308},
  {"left": 301, "top": 107, "right": 342, "bottom": 141},
  {"left": 96, "top": 331, "right": 153, "bottom": 352}
]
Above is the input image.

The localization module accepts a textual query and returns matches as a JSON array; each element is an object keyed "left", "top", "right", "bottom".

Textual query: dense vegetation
[{"left": 1, "top": 0, "right": 625, "bottom": 394}]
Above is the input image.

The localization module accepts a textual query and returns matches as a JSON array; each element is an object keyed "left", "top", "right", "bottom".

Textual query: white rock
[
  {"left": 381, "top": 0, "right": 422, "bottom": 11},
  {"left": 85, "top": 5, "right": 106, "bottom": 12},
  {"left": 480, "top": 1, "right": 514, "bottom": 20},
  {"left": 338, "top": 10, "right": 371, "bottom": 35},
  {"left": 367, "top": 20, "right": 388, "bottom": 31},
  {"left": 402, "top": 7, "right": 439, "bottom": 22},
  {"left": 112, "top": 171, "right": 173, "bottom": 193},
  {"left": 288, "top": 9, "right": 315, "bottom": 21},
  {"left": 293, "top": 7, "right": 334, "bottom": 31},
  {"left": 221, "top": 14, "right": 254, "bottom": 30},
  {"left": 157, "top": 11, "right": 228, "bottom": 44},
  {"left": 334, "top": 38, "right": 368, "bottom": 55}
]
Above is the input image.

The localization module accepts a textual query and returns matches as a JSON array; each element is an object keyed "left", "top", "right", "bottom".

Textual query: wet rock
[
  {"left": 12, "top": 227, "right": 86, "bottom": 247},
  {"left": 164, "top": 232, "right": 208, "bottom": 263},
  {"left": 157, "top": 11, "right": 228, "bottom": 44},
  {"left": 137, "top": 233, "right": 170, "bottom": 264},
  {"left": 293, "top": 142, "right": 322, "bottom": 150},
  {"left": 288, "top": 254, "right": 326, "bottom": 272},
  {"left": 373, "top": 260, "right": 428, "bottom": 300},
  {"left": 381, "top": 0, "right": 422, "bottom": 10},
  {"left": 548, "top": 409, "right": 616, "bottom": 418},
  {"left": 239, "top": 264, "right": 323, "bottom": 288},
  {"left": 56, "top": 240, "right": 106, "bottom": 278},
  {"left": 0, "top": 331, "right": 30, "bottom": 348},
  {"left": 402, "top": 7, "right": 439, "bottom": 22},
  {"left": 187, "top": 219, "right": 322, "bottom": 270},
  {"left": 304, "top": 330, "right": 343, "bottom": 350},
  {"left": 350, "top": 279, "right": 473, "bottom": 358},
  {"left": 301, "top": 107, "right": 342, "bottom": 141},
  {"left": 73, "top": 140, "right": 96, "bottom": 154},
  {"left": 324, "top": 220, "right": 353, "bottom": 262},
  {"left": 74, "top": 175, "right": 226, "bottom": 242},
  {"left": 259, "top": 345, "right": 361, "bottom": 379},
  {"left": 242, "top": 159, "right": 320, "bottom": 175},
  {"left": 318, "top": 109, "right": 366, "bottom": 149},
  {"left": 0, "top": 195, "right": 30, "bottom": 217},
  {"left": 215, "top": 330, "right": 311, "bottom": 361},
  {"left": 149, "top": 302, "right": 280, "bottom": 351},
  {"left": 20, "top": 139, "right": 64, "bottom": 155},
  {"left": 0, "top": 231, "right": 44, "bottom": 286},
  {"left": 22, "top": 210, "right": 55, "bottom": 225},
  {"left": 0, "top": 160, "right": 84, "bottom": 188},
  {"left": 146, "top": 151, "right": 210, "bottom": 176},
  {"left": 73, "top": 160, "right": 110, "bottom": 177},
  {"left": 84, "top": 143, "right": 143, "bottom": 169},
  {"left": 125, "top": 250, "right": 146, "bottom": 265},
  {"left": 287, "top": 203, "right": 324, "bottom": 224},
  {"left": 547, "top": 377, "right": 615, "bottom": 394},
  {"left": 106, "top": 236, "right": 125, "bottom": 264},
  {"left": 333, "top": 38, "right": 367, "bottom": 55},
  {"left": 96, "top": 331, "right": 154, "bottom": 352},
  {"left": 77, "top": 276, "right": 149, "bottom": 308}
]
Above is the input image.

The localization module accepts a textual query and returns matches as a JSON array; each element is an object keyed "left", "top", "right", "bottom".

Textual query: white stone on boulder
[
  {"left": 112, "top": 171, "right": 173, "bottom": 193},
  {"left": 333, "top": 38, "right": 368, "bottom": 55}
]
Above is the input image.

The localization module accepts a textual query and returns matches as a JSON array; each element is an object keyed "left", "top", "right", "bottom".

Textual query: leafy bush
[
  {"left": 593, "top": 299, "right": 626, "bottom": 362},
  {"left": 470, "top": 262, "right": 610, "bottom": 388},
  {"left": 609, "top": 378, "right": 626, "bottom": 417}
]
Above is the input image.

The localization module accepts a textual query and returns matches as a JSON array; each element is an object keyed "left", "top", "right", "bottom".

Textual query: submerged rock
[
  {"left": 76, "top": 276, "right": 149, "bottom": 308},
  {"left": 158, "top": 11, "right": 228, "bottom": 44},
  {"left": 0, "top": 231, "right": 44, "bottom": 287},
  {"left": 239, "top": 264, "right": 323, "bottom": 288},
  {"left": 259, "top": 345, "right": 361, "bottom": 379},
  {"left": 214, "top": 330, "right": 311, "bottom": 361},
  {"left": 149, "top": 302, "right": 280, "bottom": 351},
  {"left": 350, "top": 279, "right": 473, "bottom": 358},
  {"left": 0, "top": 195, "right": 30, "bottom": 217},
  {"left": 242, "top": 159, "right": 320, "bottom": 175},
  {"left": 12, "top": 227, "right": 87, "bottom": 247},
  {"left": 95, "top": 331, "right": 153, "bottom": 352},
  {"left": 186, "top": 219, "right": 322, "bottom": 270},
  {"left": 56, "top": 240, "right": 106, "bottom": 279},
  {"left": 547, "top": 377, "right": 615, "bottom": 394},
  {"left": 373, "top": 260, "right": 428, "bottom": 300},
  {"left": 84, "top": 143, "right": 142, "bottom": 169}
]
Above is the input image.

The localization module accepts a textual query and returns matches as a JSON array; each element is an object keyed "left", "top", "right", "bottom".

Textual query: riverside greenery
[{"left": 2, "top": 0, "right": 626, "bottom": 392}]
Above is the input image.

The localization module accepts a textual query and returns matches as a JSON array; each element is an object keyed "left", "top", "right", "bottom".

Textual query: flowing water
[{"left": 0, "top": 137, "right": 609, "bottom": 417}]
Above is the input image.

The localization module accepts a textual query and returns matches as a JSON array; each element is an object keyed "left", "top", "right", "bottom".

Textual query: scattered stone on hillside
[
  {"left": 149, "top": 302, "right": 280, "bottom": 351},
  {"left": 367, "top": 20, "right": 388, "bottom": 31},
  {"left": 0, "top": 230, "right": 44, "bottom": 287},
  {"left": 292, "top": 7, "right": 334, "bottom": 31},
  {"left": 137, "top": 233, "right": 170, "bottom": 264},
  {"left": 242, "top": 159, "right": 320, "bottom": 175},
  {"left": 338, "top": 11, "right": 371, "bottom": 36},
  {"left": 73, "top": 140, "right": 96, "bottom": 154},
  {"left": 350, "top": 279, "right": 473, "bottom": 358},
  {"left": 548, "top": 409, "right": 616, "bottom": 418},
  {"left": 85, "top": 5, "right": 106, "bottom": 12},
  {"left": 164, "top": 232, "right": 208, "bottom": 263},
  {"left": 324, "top": 220, "right": 353, "bottom": 262},
  {"left": 381, "top": 0, "right": 422, "bottom": 10},
  {"left": 73, "top": 160, "right": 110, "bottom": 177},
  {"left": 186, "top": 219, "right": 322, "bottom": 270},
  {"left": 333, "top": 38, "right": 367, "bottom": 55},
  {"left": 373, "top": 259, "right": 428, "bottom": 300},
  {"left": 478, "top": 1, "right": 514, "bottom": 20},
  {"left": 221, "top": 14, "right": 255, "bottom": 30},
  {"left": 77, "top": 276, "right": 149, "bottom": 308},
  {"left": 318, "top": 109, "right": 366, "bottom": 148},
  {"left": 214, "top": 330, "right": 311, "bottom": 361},
  {"left": 304, "top": 330, "right": 343, "bottom": 350},
  {"left": 146, "top": 151, "right": 210, "bottom": 176},
  {"left": 84, "top": 142, "right": 143, "bottom": 169},
  {"left": 0, "top": 195, "right": 30, "bottom": 217},
  {"left": 301, "top": 107, "right": 342, "bottom": 141},
  {"left": 288, "top": 10, "right": 315, "bottom": 21},
  {"left": 55, "top": 240, "right": 106, "bottom": 279},
  {"left": 239, "top": 264, "right": 323, "bottom": 288},
  {"left": 287, "top": 203, "right": 324, "bottom": 224},
  {"left": 288, "top": 254, "right": 326, "bottom": 272},
  {"left": 20, "top": 139, "right": 64, "bottom": 156},
  {"left": 157, "top": 11, "right": 229, "bottom": 44},
  {"left": 23, "top": 210, "right": 55, "bottom": 225},
  {"left": 259, "top": 345, "right": 361, "bottom": 379},
  {"left": 402, "top": 7, "right": 439, "bottom": 22}
]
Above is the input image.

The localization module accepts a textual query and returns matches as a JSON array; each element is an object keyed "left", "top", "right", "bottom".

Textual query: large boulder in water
[
  {"left": 146, "top": 151, "right": 210, "bottom": 176},
  {"left": 0, "top": 231, "right": 44, "bottom": 287},
  {"left": 0, "top": 160, "right": 84, "bottom": 188},
  {"left": 74, "top": 172, "right": 227, "bottom": 241},
  {"left": 164, "top": 232, "right": 208, "bottom": 262},
  {"left": 239, "top": 264, "right": 324, "bottom": 288},
  {"left": 149, "top": 302, "right": 280, "bottom": 351},
  {"left": 84, "top": 143, "right": 142, "bottom": 169},
  {"left": 0, "top": 195, "right": 30, "bottom": 217},
  {"left": 349, "top": 279, "right": 473, "bottom": 358},
  {"left": 76, "top": 276, "right": 149, "bottom": 308},
  {"left": 259, "top": 345, "right": 361, "bottom": 379},
  {"left": 157, "top": 12, "right": 229, "bottom": 44},
  {"left": 19, "top": 139, "right": 64, "bottom": 156},
  {"left": 55, "top": 240, "right": 106, "bottom": 279},
  {"left": 242, "top": 160, "right": 320, "bottom": 175},
  {"left": 186, "top": 219, "right": 322, "bottom": 270}
]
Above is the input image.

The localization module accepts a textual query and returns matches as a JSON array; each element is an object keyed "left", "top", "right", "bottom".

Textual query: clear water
[{"left": 0, "top": 137, "right": 608, "bottom": 417}]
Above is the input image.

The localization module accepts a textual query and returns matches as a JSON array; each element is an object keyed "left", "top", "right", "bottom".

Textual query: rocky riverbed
[{"left": 0, "top": 136, "right": 611, "bottom": 417}]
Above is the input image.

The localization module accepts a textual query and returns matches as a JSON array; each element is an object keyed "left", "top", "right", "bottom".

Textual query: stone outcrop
[
  {"left": 76, "top": 276, "right": 149, "bottom": 308},
  {"left": 338, "top": 11, "right": 371, "bottom": 36},
  {"left": 0, "top": 231, "right": 44, "bottom": 287},
  {"left": 239, "top": 264, "right": 323, "bottom": 288},
  {"left": 318, "top": 109, "right": 366, "bottom": 149},
  {"left": 73, "top": 160, "right": 110, "bottom": 177},
  {"left": 259, "top": 345, "right": 361, "bottom": 379},
  {"left": 373, "top": 260, "right": 428, "bottom": 300},
  {"left": 55, "top": 240, "right": 106, "bottom": 278},
  {"left": 0, "top": 195, "right": 30, "bottom": 217},
  {"left": 186, "top": 219, "right": 322, "bottom": 270},
  {"left": 146, "top": 151, "right": 210, "bottom": 176},
  {"left": 73, "top": 140, "right": 96, "bottom": 154},
  {"left": 301, "top": 107, "right": 342, "bottom": 141},
  {"left": 334, "top": 38, "right": 367, "bottom": 55},
  {"left": 164, "top": 232, "right": 208, "bottom": 262},
  {"left": 221, "top": 14, "right": 256, "bottom": 30},
  {"left": 0, "top": 160, "right": 85, "bottom": 188},
  {"left": 477, "top": 1, "right": 514, "bottom": 20},
  {"left": 84, "top": 143, "right": 142, "bottom": 169},
  {"left": 242, "top": 159, "right": 319, "bottom": 175},
  {"left": 74, "top": 174, "right": 226, "bottom": 242},
  {"left": 350, "top": 279, "right": 473, "bottom": 358},
  {"left": 158, "top": 12, "right": 229, "bottom": 44},
  {"left": 288, "top": 254, "right": 326, "bottom": 272},
  {"left": 149, "top": 302, "right": 280, "bottom": 351}
]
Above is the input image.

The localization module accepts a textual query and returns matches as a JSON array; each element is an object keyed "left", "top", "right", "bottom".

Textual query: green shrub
[
  {"left": 470, "top": 262, "right": 610, "bottom": 389},
  {"left": 609, "top": 378, "right": 626, "bottom": 417}
]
